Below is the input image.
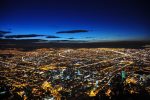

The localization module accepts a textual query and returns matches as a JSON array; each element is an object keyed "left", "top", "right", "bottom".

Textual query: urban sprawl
[{"left": 0, "top": 48, "right": 150, "bottom": 100}]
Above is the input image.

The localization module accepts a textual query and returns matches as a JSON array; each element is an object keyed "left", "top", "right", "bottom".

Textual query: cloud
[
  {"left": 0, "top": 30, "right": 11, "bottom": 34},
  {"left": 56, "top": 30, "right": 89, "bottom": 34},
  {"left": 46, "top": 35, "right": 60, "bottom": 38},
  {"left": 85, "top": 37, "right": 94, "bottom": 39},
  {"left": 5, "top": 34, "right": 45, "bottom": 38},
  {"left": 0, "top": 30, "right": 11, "bottom": 37},
  {"left": 48, "top": 40, "right": 88, "bottom": 43},
  {"left": 0, "top": 34, "right": 3, "bottom": 37},
  {"left": 67, "top": 37, "right": 75, "bottom": 39}
]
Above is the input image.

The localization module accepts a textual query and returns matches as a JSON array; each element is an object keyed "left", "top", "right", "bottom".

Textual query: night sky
[{"left": 0, "top": 0, "right": 150, "bottom": 42}]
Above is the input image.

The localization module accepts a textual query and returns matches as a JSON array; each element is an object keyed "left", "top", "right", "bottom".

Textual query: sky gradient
[{"left": 0, "top": 0, "right": 150, "bottom": 42}]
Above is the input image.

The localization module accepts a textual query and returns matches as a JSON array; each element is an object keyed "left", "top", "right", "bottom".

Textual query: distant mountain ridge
[{"left": 0, "top": 39, "right": 150, "bottom": 51}]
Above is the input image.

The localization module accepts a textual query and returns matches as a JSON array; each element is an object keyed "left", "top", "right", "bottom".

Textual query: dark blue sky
[{"left": 0, "top": 0, "right": 150, "bottom": 42}]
